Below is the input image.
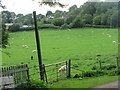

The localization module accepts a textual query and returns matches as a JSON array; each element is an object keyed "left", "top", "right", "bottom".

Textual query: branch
[
  {"left": 0, "top": 0, "right": 6, "bottom": 9},
  {"left": 34, "top": 0, "right": 67, "bottom": 8}
]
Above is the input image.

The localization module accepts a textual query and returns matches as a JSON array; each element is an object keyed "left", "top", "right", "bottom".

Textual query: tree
[
  {"left": 93, "top": 15, "right": 101, "bottom": 25},
  {"left": 33, "top": 0, "right": 66, "bottom": 7},
  {"left": 1, "top": 24, "right": 9, "bottom": 48},
  {"left": 70, "top": 15, "right": 85, "bottom": 28},
  {"left": 65, "top": 15, "right": 76, "bottom": 25},
  {"left": 111, "top": 11, "right": 118, "bottom": 27},
  {"left": 69, "top": 5, "right": 77, "bottom": 12},
  {"left": 2, "top": 11, "right": 13, "bottom": 23},
  {"left": 52, "top": 18, "right": 64, "bottom": 26},
  {"left": 16, "top": 14, "right": 24, "bottom": 18},
  {"left": 82, "top": 14, "right": 93, "bottom": 24},
  {"left": 46, "top": 11, "right": 52, "bottom": 17},
  {"left": 8, "top": 24, "right": 20, "bottom": 32}
]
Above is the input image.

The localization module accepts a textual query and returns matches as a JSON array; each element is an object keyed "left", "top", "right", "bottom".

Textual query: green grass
[
  {"left": 50, "top": 75, "right": 118, "bottom": 88},
  {"left": 2, "top": 28, "right": 118, "bottom": 87},
  {"left": 2, "top": 28, "right": 118, "bottom": 65}
]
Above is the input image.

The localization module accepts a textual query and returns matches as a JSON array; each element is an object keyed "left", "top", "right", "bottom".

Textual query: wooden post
[
  {"left": 43, "top": 64, "right": 48, "bottom": 83},
  {"left": 67, "top": 59, "right": 71, "bottom": 78},
  {"left": 56, "top": 64, "right": 58, "bottom": 81},
  {"left": 26, "top": 64, "right": 30, "bottom": 82},
  {"left": 33, "top": 11, "right": 43, "bottom": 80}
]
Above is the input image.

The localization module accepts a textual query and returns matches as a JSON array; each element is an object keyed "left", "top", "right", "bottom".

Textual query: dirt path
[{"left": 94, "top": 81, "right": 119, "bottom": 88}]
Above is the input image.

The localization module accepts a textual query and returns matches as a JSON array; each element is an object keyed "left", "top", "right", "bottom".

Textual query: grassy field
[
  {"left": 2, "top": 28, "right": 118, "bottom": 65},
  {"left": 2, "top": 28, "right": 118, "bottom": 86}
]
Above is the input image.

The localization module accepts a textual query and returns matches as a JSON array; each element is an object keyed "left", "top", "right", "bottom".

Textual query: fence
[
  {"left": 28, "top": 60, "right": 71, "bottom": 83},
  {"left": 0, "top": 64, "right": 29, "bottom": 89},
  {"left": 0, "top": 60, "right": 71, "bottom": 89}
]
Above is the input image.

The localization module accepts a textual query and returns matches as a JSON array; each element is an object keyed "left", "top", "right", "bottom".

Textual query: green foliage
[
  {"left": 1, "top": 28, "right": 9, "bottom": 48},
  {"left": 46, "top": 11, "right": 53, "bottom": 17},
  {"left": 93, "top": 15, "right": 101, "bottom": 25},
  {"left": 69, "top": 16, "right": 85, "bottom": 28},
  {"left": 20, "top": 26, "right": 34, "bottom": 31},
  {"left": 8, "top": 24, "right": 20, "bottom": 32},
  {"left": 15, "top": 80, "right": 49, "bottom": 89},
  {"left": 38, "top": 24, "right": 59, "bottom": 29},
  {"left": 82, "top": 70, "right": 106, "bottom": 77},
  {"left": 69, "top": 5, "right": 77, "bottom": 12},
  {"left": 65, "top": 15, "right": 76, "bottom": 25},
  {"left": 60, "top": 23, "right": 69, "bottom": 29},
  {"left": 52, "top": 18, "right": 64, "bottom": 26}
]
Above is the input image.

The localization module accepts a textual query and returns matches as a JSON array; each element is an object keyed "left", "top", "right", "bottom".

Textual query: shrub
[
  {"left": 20, "top": 26, "right": 34, "bottom": 31},
  {"left": 38, "top": 24, "right": 59, "bottom": 29},
  {"left": 60, "top": 23, "right": 69, "bottom": 29},
  {"left": 16, "top": 80, "right": 49, "bottom": 89},
  {"left": 101, "top": 65, "right": 117, "bottom": 70},
  {"left": 1, "top": 28, "right": 9, "bottom": 48},
  {"left": 52, "top": 18, "right": 64, "bottom": 26},
  {"left": 8, "top": 24, "right": 20, "bottom": 32},
  {"left": 82, "top": 70, "right": 106, "bottom": 77},
  {"left": 69, "top": 16, "right": 85, "bottom": 28}
]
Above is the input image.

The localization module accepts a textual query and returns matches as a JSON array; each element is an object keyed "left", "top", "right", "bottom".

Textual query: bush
[
  {"left": 16, "top": 80, "right": 49, "bottom": 89},
  {"left": 52, "top": 18, "right": 64, "bottom": 26},
  {"left": 82, "top": 70, "right": 106, "bottom": 77},
  {"left": 20, "top": 26, "right": 34, "bottom": 31},
  {"left": 38, "top": 24, "right": 59, "bottom": 29},
  {"left": 1, "top": 28, "right": 9, "bottom": 48},
  {"left": 8, "top": 24, "right": 20, "bottom": 32},
  {"left": 60, "top": 23, "right": 69, "bottom": 29},
  {"left": 101, "top": 65, "right": 117, "bottom": 70},
  {"left": 69, "top": 16, "right": 85, "bottom": 28}
]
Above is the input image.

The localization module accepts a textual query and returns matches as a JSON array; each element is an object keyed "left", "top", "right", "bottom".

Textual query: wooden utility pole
[{"left": 33, "top": 11, "right": 44, "bottom": 80}]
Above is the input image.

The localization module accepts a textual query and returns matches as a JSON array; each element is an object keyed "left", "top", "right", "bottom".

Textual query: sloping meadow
[{"left": 2, "top": 28, "right": 118, "bottom": 77}]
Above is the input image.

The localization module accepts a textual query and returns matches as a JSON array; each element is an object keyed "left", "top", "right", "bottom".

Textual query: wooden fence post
[
  {"left": 26, "top": 64, "right": 30, "bottom": 82},
  {"left": 43, "top": 64, "right": 48, "bottom": 83},
  {"left": 67, "top": 59, "right": 71, "bottom": 78},
  {"left": 33, "top": 11, "right": 44, "bottom": 81}
]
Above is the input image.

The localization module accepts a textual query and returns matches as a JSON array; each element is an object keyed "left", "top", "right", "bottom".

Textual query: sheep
[
  {"left": 58, "top": 65, "right": 68, "bottom": 72},
  {"left": 22, "top": 45, "right": 29, "bottom": 48},
  {"left": 32, "top": 50, "right": 37, "bottom": 53},
  {"left": 112, "top": 41, "right": 117, "bottom": 43}
]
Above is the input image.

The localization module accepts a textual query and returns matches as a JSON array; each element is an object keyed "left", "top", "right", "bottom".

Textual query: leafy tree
[
  {"left": 65, "top": 15, "right": 76, "bottom": 25},
  {"left": 93, "top": 15, "right": 101, "bottom": 25},
  {"left": 82, "top": 14, "right": 93, "bottom": 24},
  {"left": 52, "top": 18, "right": 64, "bottom": 26},
  {"left": 69, "top": 5, "right": 77, "bottom": 12},
  {"left": 2, "top": 11, "right": 13, "bottom": 23},
  {"left": 8, "top": 24, "right": 20, "bottom": 32},
  {"left": 111, "top": 11, "right": 118, "bottom": 27},
  {"left": 1, "top": 24, "right": 9, "bottom": 48},
  {"left": 16, "top": 14, "right": 24, "bottom": 18},
  {"left": 101, "top": 14, "right": 108, "bottom": 25},
  {"left": 53, "top": 10, "right": 63, "bottom": 18},
  {"left": 70, "top": 15, "right": 85, "bottom": 28},
  {"left": 46, "top": 11, "right": 52, "bottom": 17}
]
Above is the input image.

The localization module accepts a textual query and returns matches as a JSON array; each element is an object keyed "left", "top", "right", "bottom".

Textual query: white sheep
[
  {"left": 22, "top": 45, "right": 29, "bottom": 48},
  {"left": 32, "top": 50, "right": 37, "bottom": 53},
  {"left": 112, "top": 41, "right": 117, "bottom": 43},
  {"left": 58, "top": 65, "right": 68, "bottom": 72}
]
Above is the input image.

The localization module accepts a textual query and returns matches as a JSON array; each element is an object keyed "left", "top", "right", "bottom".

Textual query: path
[{"left": 94, "top": 81, "right": 119, "bottom": 88}]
